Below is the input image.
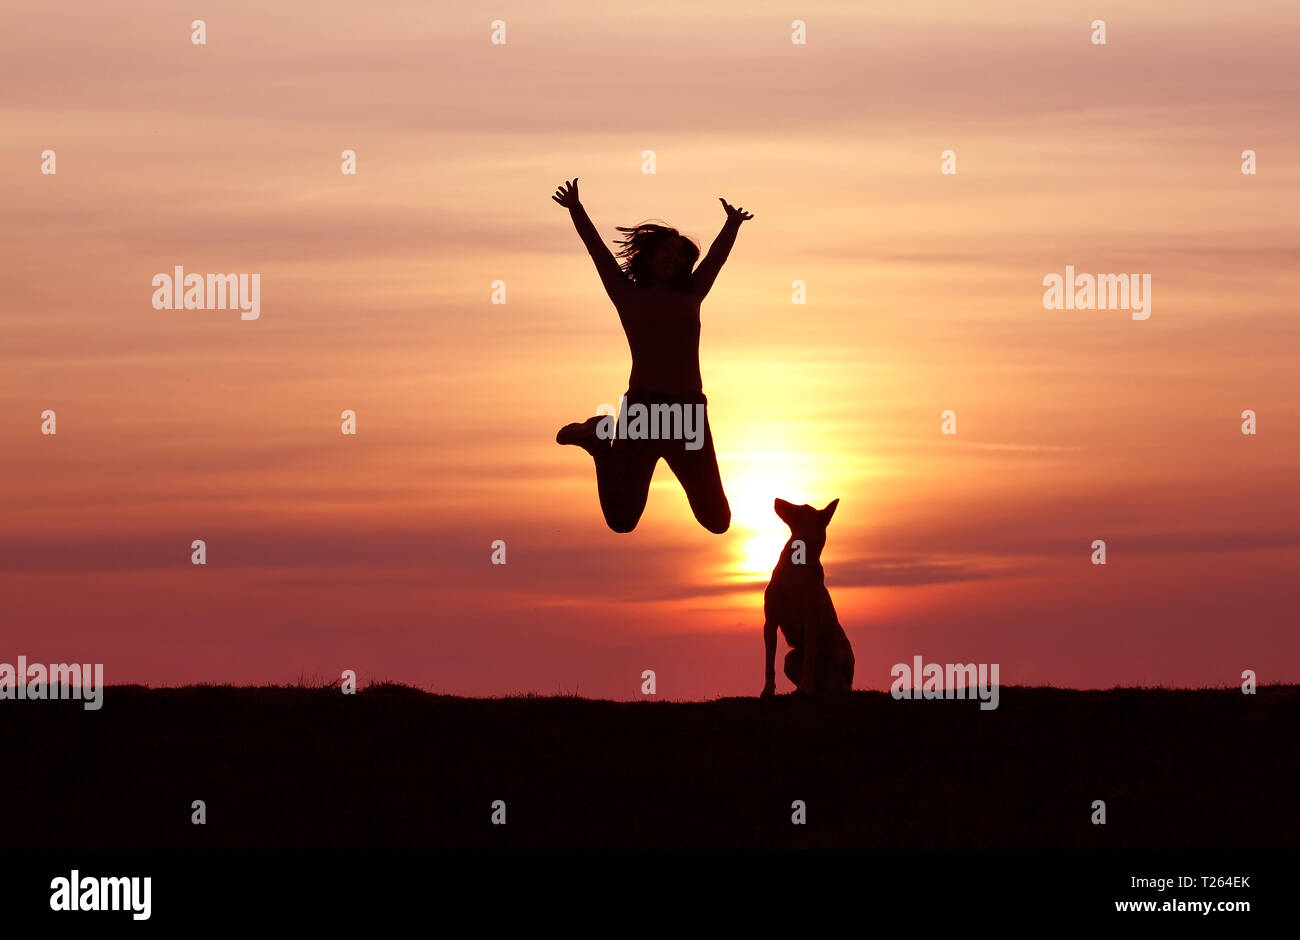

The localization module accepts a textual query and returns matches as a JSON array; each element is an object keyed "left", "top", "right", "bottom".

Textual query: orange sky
[{"left": 2, "top": 0, "right": 1298, "bottom": 697}]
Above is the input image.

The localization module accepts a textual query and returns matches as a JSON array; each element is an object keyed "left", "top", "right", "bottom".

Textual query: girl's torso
[{"left": 617, "top": 285, "right": 702, "bottom": 395}]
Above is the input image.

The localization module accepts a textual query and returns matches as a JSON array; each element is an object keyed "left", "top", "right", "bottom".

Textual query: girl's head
[{"left": 613, "top": 222, "right": 699, "bottom": 290}]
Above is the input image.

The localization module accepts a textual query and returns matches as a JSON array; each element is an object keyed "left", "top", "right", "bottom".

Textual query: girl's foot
[{"left": 556, "top": 415, "right": 610, "bottom": 454}]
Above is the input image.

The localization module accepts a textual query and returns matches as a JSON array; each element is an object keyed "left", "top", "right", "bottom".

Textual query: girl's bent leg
[
  {"left": 664, "top": 424, "right": 730, "bottom": 534},
  {"left": 595, "top": 437, "right": 658, "bottom": 533}
]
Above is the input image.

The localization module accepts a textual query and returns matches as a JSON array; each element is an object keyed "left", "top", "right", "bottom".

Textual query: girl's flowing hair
[{"left": 612, "top": 221, "right": 700, "bottom": 291}]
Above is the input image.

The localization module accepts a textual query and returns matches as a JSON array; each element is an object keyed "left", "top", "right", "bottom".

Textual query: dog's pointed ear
[
  {"left": 821, "top": 499, "right": 840, "bottom": 524},
  {"left": 774, "top": 498, "right": 795, "bottom": 524}
]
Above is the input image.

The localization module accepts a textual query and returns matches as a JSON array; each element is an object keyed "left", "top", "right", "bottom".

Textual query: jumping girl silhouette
[{"left": 552, "top": 177, "right": 753, "bottom": 534}]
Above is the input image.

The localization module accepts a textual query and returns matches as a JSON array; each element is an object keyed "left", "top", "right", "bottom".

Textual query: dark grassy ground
[{"left": 3, "top": 684, "right": 1296, "bottom": 849}]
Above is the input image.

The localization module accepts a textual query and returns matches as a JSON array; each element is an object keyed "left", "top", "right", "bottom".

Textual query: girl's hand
[
  {"left": 719, "top": 198, "right": 754, "bottom": 222},
  {"left": 552, "top": 178, "right": 582, "bottom": 208}
]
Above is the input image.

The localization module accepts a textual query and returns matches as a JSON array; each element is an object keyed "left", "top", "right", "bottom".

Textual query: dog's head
[{"left": 774, "top": 498, "right": 839, "bottom": 557}]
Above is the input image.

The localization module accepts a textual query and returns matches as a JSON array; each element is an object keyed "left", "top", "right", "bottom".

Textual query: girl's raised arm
[
  {"left": 692, "top": 198, "right": 754, "bottom": 300},
  {"left": 552, "top": 178, "right": 629, "bottom": 304}
]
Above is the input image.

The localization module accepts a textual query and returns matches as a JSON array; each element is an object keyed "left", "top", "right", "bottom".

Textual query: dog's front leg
[{"left": 761, "top": 619, "right": 777, "bottom": 697}]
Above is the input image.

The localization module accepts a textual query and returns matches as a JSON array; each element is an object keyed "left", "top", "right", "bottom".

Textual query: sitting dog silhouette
[{"left": 761, "top": 498, "right": 855, "bottom": 696}]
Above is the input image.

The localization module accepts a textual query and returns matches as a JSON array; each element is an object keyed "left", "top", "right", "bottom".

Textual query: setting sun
[{"left": 720, "top": 436, "right": 828, "bottom": 579}]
